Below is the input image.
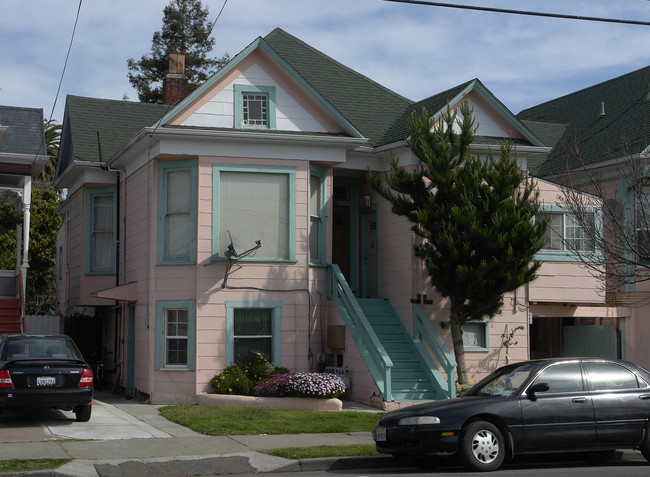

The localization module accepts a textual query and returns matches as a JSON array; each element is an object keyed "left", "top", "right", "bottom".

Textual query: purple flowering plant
[{"left": 252, "top": 372, "right": 345, "bottom": 399}]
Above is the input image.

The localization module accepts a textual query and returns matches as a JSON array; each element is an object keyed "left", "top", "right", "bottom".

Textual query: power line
[
  {"left": 382, "top": 0, "right": 650, "bottom": 26},
  {"left": 48, "top": 0, "right": 84, "bottom": 123},
  {"left": 207, "top": 0, "right": 228, "bottom": 38}
]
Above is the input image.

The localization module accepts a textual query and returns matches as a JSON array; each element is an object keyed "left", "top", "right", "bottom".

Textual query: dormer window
[{"left": 234, "top": 85, "right": 276, "bottom": 129}]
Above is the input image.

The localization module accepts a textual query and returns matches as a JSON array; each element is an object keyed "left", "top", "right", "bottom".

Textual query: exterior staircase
[
  {"left": 358, "top": 298, "right": 438, "bottom": 401},
  {"left": 328, "top": 264, "right": 455, "bottom": 402},
  {"left": 0, "top": 298, "right": 22, "bottom": 334}
]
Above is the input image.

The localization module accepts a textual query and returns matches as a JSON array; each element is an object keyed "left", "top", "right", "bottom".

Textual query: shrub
[
  {"left": 253, "top": 372, "right": 345, "bottom": 399},
  {"left": 210, "top": 364, "right": 250, "bottom": 395},
  {"left": 240, "top": 353, "right": 274, "bottom": 388}
]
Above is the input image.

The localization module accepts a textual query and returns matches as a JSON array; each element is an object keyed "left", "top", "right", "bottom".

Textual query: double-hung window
[
  {"left": 309, "top": 166, "right": 326, "bottom": 265},
  {"left": 213, "top": 165, "right": 295, "bottom": 261},
  {"left": 542, "top": 211, "right": 594, "bottom": 252},
  {"left": 155, "top": 300, "right": 196, "bottom": 370},
  {"left": 158, "top": 160, "right": 197, "bottom": 264},
  {"left": 226, "top": 301, "right": 281, "bottom": 365},
  {"left": 234, "top": 85, "right": 276, "bottom": 129},
  {"left": 86, "top": 186, "right": 116, "bottom": 274},
  {"left": 635, "top": 183, "right": 650, "bottom": 262}
]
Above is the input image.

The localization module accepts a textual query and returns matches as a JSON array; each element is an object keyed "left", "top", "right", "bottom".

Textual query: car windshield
[
  {"left": 3, "top": 337, "right": 83, "bottom": 361},
  {"left": 465, "top": 362, "right": 539, "bottom": 397}
]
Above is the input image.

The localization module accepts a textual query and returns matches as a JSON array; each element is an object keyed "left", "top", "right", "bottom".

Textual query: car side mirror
[{"left": 526, "top": 382, "right": 549, "bottom": 401}]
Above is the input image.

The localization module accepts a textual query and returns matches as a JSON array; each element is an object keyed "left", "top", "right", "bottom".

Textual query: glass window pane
[
  {"left": 310, "top": 218, "right": 319, "bottom": 261},
  {"left": 585, "top": 362, "right": 639, "bottom": 391},
  {"left": 234, "top": 309, "right": 272, "bottom": 335},
  {"left": 165, "top": 309, "right": 188, "bottom": 366},
  {"left": 462, "top": 322, "right": 486, "bottom": 348},
  {"left": 93, "top": 195, "right": 113, "bottom": 231},
  {"left": 220, "top": 172, "right": 288, "bottom": 259},
  {"left": 543, "top": 213, "right": 564, "bottom": 250},
  {"left": 93, "top": 231, "right": 113, "bottom": 268},
  {"left": 167, "top": 170, "right": 191, "bottom": 213},
  {"left": 234, "top": 337, "right": 272, "bottom": 362},
  {"left": 310, "top": 174, "right": 321, "bottom": 216},
  {"left": 243, "top": 94, "right": 267, "bottom": 126},
  {"left": 167, "top": 214, "right": 191, "bottom": 258},
  {"left": 534, "top": 363, "right": 583, "bottom": 393}
]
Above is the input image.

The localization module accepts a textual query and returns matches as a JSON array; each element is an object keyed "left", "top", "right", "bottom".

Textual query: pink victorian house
[{"left": 55, "top": 29, "right": 614, "bottom": 407}]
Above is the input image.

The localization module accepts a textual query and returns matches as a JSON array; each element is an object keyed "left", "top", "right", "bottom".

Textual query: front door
[{"left": 361, "top": 208, "right": 378, "bottom": 297}]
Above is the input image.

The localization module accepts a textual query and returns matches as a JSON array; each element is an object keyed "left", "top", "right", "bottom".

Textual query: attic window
[
  {"left": 243, "top": 94, "right": 268, "bottom": 126},
  {"left": 234, "top": 85, "right": 276, "bottom": 129}
]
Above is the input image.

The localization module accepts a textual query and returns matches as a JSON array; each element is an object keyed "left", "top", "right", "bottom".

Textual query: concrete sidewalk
[{"left": 0, "top": 391, "right": 384, "bottom": 477}]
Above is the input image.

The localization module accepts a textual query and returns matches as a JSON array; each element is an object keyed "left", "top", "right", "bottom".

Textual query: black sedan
[
  {"left": 0, "top": 334, "right": 94, "bottom": 421},
  {"left": 373, "top": 358, "right": 650, "bottom": 471}
]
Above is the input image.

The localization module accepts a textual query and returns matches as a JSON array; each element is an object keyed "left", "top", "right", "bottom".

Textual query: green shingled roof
[
  {"left": 58, "top": 96, "right": 170, "bottom": 175},
  {"left": 517, "top": 66, "right": 650, "bottom": 177},
  {"left": 263, "top": 28, "right": 414, "bottom": 147}
]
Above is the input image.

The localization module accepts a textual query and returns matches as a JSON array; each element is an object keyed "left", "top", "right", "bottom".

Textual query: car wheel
[
  {"left": 641, "top": 424, "right": 650, "bottom": 462},
  {"left": 459, "top": 420, "right": 505, "bottom": 472},
  {"left": 74, "top": 404, "right": 92, "bottom": 422}
]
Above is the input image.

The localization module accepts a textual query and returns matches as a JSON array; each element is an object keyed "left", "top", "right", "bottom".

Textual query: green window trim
[
  {"left": 309, "top": 165, "right": 327, "bottom": 266},
  {"left": 155, "top": 300, "right": 196, "bottom": 371},
  {"left": 535, "top": 205, "right": 603, "bottom": 263},
  {"left": 211, "top": 164, "right": 296, "bottom": 262},
  {"left": 86, "top": 186, "right": 117, "bottom": 275},
  {"left": 157, "top": 160, "right": 198, "bottom": 265},
  {"left": 462, "top": 318, "right": 490, "bottom": 352},
  {"left": 234, "top": 85, "right": 276, "bottom": 129},
  {"left": 225, "top": 301, "right": 282, "bottom": 366}
]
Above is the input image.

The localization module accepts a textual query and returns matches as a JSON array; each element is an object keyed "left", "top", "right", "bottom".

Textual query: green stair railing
[
  {"left": 328, "top": 264, "right": 394, "bottom": 401},
  {"left": 412, "top": 304, "right": 457, "bottom": 399}
]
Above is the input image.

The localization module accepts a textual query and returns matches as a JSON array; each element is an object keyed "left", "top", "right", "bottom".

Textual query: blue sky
[{"left": 1, "top": 0, "right": 648, "bottom": 123}]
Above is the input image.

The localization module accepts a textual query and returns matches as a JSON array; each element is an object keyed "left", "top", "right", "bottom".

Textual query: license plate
[
  {"left": 375, "top": 427, "right": 387, "bottom": 442},
  {"left": 37, "top": 376, "right": 56, "bottom": 387}
]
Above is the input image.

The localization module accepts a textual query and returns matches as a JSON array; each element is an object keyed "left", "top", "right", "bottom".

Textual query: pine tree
[
  {"left": 127, "top": 0, "right": 230, "bottom": 103},
  {"left": 368, "top": 102, "right": 547, "bottom": 383}
]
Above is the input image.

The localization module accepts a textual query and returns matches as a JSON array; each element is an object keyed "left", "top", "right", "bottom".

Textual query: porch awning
[{"left": 94, "top": 282, "right": 138, "bottom": 302}]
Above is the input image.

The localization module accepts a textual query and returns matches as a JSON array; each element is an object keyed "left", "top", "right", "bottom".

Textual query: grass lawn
[
  {"left": 158, "top": 405, "right": 382, "bottom": 435},
  {"left": 267, "top": 444, "right": 379, "bottom": 459},
  {"left": 0, "top": 459, "right": 71, "bottom": 473}
]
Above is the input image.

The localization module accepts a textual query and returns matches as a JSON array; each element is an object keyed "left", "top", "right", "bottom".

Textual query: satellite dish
[{"left": 224, "top": 231, "right": 261, "bottom": 258}]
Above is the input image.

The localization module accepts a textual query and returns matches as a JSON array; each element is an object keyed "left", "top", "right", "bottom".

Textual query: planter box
[{"left": 196, "top": 392, "right": 342, "bottom": 411}]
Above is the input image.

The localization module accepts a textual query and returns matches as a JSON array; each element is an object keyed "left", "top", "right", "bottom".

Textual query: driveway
[{"left": 0, "top": 391, "right": 189, "bottom": 443}]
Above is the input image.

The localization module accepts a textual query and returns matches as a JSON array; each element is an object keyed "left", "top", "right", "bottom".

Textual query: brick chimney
[{"left": 162, "top": 54, "right": 189, "bottom": 105}]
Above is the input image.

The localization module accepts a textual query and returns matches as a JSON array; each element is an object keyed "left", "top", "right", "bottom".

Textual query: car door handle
[
  {"left": 572, "top": 397, "right": 587, "bottom": 403},
  {"left": 640, "top": 394, "right": 650, "bottom": 400}
]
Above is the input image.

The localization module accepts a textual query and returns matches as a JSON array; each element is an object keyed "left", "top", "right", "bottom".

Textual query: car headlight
[{"left": 398, "top": 416, "right": 441, "bottom": 425}]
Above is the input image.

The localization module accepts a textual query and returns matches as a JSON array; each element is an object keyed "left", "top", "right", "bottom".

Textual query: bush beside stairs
[{"left": 357, "top": 298, "right": 441, "bottom": 401}]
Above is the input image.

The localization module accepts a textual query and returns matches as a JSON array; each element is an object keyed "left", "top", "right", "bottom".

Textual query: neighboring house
[
  {"left": 519, "top": 65, "right": 650, "bottom": 369},
  {"left": 55, "top": 28, "right": 608, "bottom": 407},
  {"left": 0, "top": 106, "right": 48, "bottom": 334}
]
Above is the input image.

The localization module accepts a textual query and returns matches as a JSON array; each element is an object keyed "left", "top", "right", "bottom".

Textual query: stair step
[{"left": 392, "top": 391, "right": 438, "bottom": 401}]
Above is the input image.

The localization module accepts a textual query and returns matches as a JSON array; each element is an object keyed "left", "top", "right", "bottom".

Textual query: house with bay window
[{"left": 54, "top": 28, "right": 619, "bottom": 407}]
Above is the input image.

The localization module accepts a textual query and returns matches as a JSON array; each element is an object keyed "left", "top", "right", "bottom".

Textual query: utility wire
[
  {"left": 48, "top": 0, "right": 83, "bottom": 123},
  {"left": 382, "top": 0, "right": 650, "bottom": 26},
  {"left": 207, "top": 0, "right": 228, "bottom": 37}
]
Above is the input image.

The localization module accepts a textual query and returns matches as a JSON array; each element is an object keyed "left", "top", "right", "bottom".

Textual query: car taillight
[
  {"left": 78, "top": 368, "right": 93, "bottom": 387},
  {"left": 0, "top": 369, "right": 13, "bottom": 388}
]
